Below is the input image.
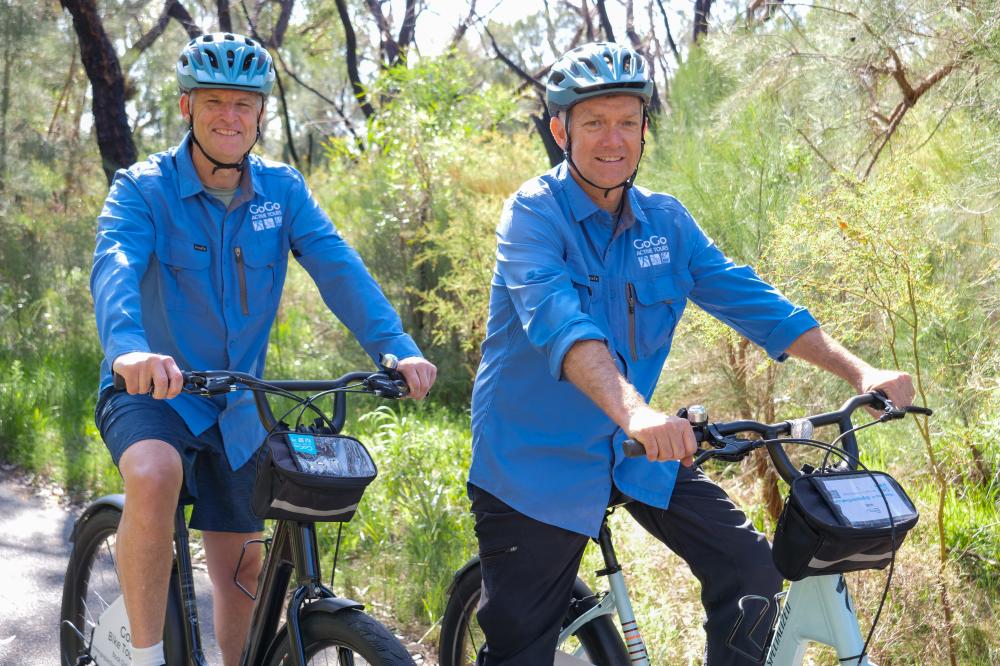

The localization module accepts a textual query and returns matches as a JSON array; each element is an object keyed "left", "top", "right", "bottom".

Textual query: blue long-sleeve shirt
[
  {"left": 469, "top": 162, "right": 819, "bottom": 537},
  {"left": 92, "top": 134, "right": 421, "bottom": 470}
]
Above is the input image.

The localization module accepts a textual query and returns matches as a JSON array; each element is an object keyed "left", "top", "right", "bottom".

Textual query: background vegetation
[{"left": 1, "top": 0, "right": 997, "bottom": 663}]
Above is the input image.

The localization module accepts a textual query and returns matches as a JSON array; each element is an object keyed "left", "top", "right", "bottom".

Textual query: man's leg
[
  {"left": 625, "top": 465, "right": 783, "bottom": 666},
  {"left": 470, "top": 484, "right": 590, "bottom": 666},
  {"left": 202, "top": 531, "right": 263, "bottom": 666},
  {"left": 117, "top": 439, "right": 184, "bottom": 651}
]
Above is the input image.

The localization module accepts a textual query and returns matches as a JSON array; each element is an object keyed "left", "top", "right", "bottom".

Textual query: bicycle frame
[
  {"left": 764, "top": 574, "right": 873, "bottom": 666},
  {"left": 559, "top": 516, "right": 873, "bottom": 666}
]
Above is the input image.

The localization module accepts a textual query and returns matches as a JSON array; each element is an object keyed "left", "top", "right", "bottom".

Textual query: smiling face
[
  {"left": 180, "top": 88, "right": 264, "bottom": 184},
  {"left": 549, "top": 94, "right": 646, "bottom": 212}
]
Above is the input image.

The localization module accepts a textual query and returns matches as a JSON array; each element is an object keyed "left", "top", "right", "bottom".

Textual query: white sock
[{"left": 131, "top": 641, "right": 165, "bottom": 666}]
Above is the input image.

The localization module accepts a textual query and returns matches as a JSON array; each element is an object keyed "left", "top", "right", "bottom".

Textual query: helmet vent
[
  {"left": 226, "top": 50, "right": 236, "bottom": 67},
  {"left": 622, "top": 54, "right": 633, "bottom": 71},
  {"left": 204, "top": 34, "right": 214, "bottom": 42},
  {"left": 224, "top": 33, "right": 235, "bottom": 41},
  {"left": 207, "top": 51, "right": 219, "bottom": 68},
  {"left": 550, "top": 71, "right": 565, "bottom": 86},
  {"left": 180, "top": 54, "right": 188, "bottom": 67},
  {"left": 578, "top": 58, "right": 598, "bottom": 76},
  {"left": 242, "top": 54, "right": 255, "bottom": 72}
]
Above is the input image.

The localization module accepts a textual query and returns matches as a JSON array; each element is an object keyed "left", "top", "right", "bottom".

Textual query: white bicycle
[{"left": 438, "top": 392, "right": 930, "bottom": 666}]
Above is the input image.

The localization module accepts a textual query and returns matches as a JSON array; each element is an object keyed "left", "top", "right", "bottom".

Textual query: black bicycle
[
  {"left": 61, "top": 358, "right": 416, "bottom": 666},
  {"left": 438, "top": 393, "right": 931, "bottom": 666}
]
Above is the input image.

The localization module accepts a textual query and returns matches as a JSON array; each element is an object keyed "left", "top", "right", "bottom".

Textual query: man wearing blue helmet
[
  {"left": 91, "top": 33, "right": 436, "bottom": 666},
  {"left": 468, "top": 42, "right": 913, "bottom": 665}
]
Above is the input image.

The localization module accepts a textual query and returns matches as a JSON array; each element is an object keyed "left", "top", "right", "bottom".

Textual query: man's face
[
  {"left": 180, "top": 88, "right": 264, "bottom": 163},
  {"left": 551, "top": 95, "right": 645, "bottom": 195}
]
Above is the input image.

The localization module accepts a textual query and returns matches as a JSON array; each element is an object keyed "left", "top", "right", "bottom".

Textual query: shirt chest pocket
[
  {"left": 569, "top": 272, "right": 600, "bottom": 314},
  {"left": 155, "top": 237, "right": 211, "bottom": 313},
  {"left": 234, "top": 241, "right": 280, "bottom": 316},
  {"left": 625, "top": 273, "right": 692, "bottom": 360}
]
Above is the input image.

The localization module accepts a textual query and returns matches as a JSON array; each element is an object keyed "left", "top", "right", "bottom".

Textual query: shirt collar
[
  {"left": 556, "top": 160, "right": 647, "bottom": 229},
  {"left": 175, "top": 132, "right": 259, "bottom": 205},
  {"left": 556, "top": 161, "right": 603, "bottom": 224}
]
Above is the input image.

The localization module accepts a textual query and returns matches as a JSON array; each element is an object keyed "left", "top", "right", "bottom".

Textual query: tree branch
[
  {"left": 595, "top": 0, "right": 615, "bottom": 41},
  {"left": 335, "top": 0, "right": 375, "bottom": 119},
  {"left": 654, "top": 0, "right": 680, "bottom": 61}
]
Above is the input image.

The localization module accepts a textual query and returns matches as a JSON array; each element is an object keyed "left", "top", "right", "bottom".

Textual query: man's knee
[{"left": 120, "top": 439, "right": 184, "bottom": 502}]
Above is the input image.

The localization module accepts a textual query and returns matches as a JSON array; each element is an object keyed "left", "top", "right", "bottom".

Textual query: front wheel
[
  {"left": 437, "top": 558, "right": 630, "bottom": 666},
  {"left": 60, "top": 503, "right": 185, "bottom": 666},
  {"left": 265, "top": 608, "right": 416, "bottom": 665}
]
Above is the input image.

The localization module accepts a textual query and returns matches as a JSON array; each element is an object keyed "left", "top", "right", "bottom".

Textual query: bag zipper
[
  {"left": 626, "top": 282, "right": 637, "bottom": 361},
  {"left": 234, "top": 246, "right": 249, "bottom": 315}
]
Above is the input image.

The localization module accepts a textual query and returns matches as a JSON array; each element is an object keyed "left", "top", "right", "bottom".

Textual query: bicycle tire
[
  {"left": 437, "top": 559, "right": 630, "bottom": 666},
  {"left": 59, "top": 505, "right": 185, "bottom": 666},
  {"left": 264, "top": 608, "right": 416, "bottom": 665}
]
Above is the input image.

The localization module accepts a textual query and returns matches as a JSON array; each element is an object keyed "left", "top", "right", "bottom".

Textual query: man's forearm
[
  {"left": 785, "top": 327, "right": 872, "bottom": 392},
  {"left": 562, "top": 339, "right": 646, "bottom": 429}
]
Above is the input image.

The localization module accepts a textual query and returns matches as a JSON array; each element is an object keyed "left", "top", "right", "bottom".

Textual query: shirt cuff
[
  {"left": 763, "top": 308, "right": 820, "bottom": 362},
  {"left": 106, "top": 338, "right": 152, "bottom": 370},
  {"left": 548, "top": 320, "right": 609, "bottom": 380}
]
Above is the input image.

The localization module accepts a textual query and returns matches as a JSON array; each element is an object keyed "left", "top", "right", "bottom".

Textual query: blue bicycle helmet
[
  {"left": 546, "top": 42, "right": 653, "bottom": 115},
  {"left": 176, "top": 32, "right": 275, "bottom": 95}
]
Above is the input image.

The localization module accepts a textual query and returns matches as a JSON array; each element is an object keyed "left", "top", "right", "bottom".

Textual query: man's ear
[
  {"left": 179, "top": 92, "right": 192, "bottom": 124},
  {"left": 549, "top": 114, "right": 567, "bottom": 151}
]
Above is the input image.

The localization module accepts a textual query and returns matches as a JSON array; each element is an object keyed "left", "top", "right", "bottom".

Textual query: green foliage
[{"left": 322, "top": 404, "right": 475, "bottom": 628}]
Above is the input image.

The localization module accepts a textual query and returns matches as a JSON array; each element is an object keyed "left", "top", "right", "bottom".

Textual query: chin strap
[
  {"left": 187, "top": 105, "right": 264, "bottom": 174},
  {"left": 563, "top": 106, "right": 648, "bottom": 199}
]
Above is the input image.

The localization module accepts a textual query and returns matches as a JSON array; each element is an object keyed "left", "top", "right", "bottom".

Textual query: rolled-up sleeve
[
  {"left": 684, "top": 211, "right": 819, "bottom": 362},
  {"left": 91, "top": 172, "right": 154, "bottom": 369},
  {"left": 496, "top": 197, "right": 607, "bottom": 379}
]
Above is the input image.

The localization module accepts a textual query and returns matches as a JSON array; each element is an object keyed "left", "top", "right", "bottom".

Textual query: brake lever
[
  {"left": 693, "top": 436, "right": 760, "bottom": 467},
  {"left": 363, "top": 373, "right": 408, "bottom": 399}
]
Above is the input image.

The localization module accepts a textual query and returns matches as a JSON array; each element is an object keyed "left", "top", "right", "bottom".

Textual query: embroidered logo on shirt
[
  {"left": 633, "top": 235, "right": 670, "bottom": 268},
  {"left": 250, "top": 201, "right": 283, "bottom": 231}
]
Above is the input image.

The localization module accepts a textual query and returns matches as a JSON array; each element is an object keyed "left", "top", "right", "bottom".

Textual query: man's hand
[
  {"left": 112, "top": 352, "right": 184, "bottom": 400},
  {"left": 626, "top": 406, "right": 698, "bottom": 466},
  {"left": 396, "top": 356, "right": 437, "bottom": 400},
  {"left": 859, "top": 367, "right": 915, "bottom": 412}
]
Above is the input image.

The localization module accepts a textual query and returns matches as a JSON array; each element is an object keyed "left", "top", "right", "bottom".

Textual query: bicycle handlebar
[
  {"left": 112, "top": 355, "right": 409, "bottom": 433},
  {"left": 623, "top": 392, "right": 932, "bottom": 483}
]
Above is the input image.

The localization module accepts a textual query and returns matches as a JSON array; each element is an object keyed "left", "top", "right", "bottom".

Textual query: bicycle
[
  {"left": 438, "top": 392, "right": 931, "bottom": 666},
  {"left": 61, "top": 358, "right": 418, "bottom": 666}
]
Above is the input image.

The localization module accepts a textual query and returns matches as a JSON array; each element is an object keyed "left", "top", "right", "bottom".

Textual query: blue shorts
[{"left": 95, "top": 389, "right": 264, "bottom": 533}]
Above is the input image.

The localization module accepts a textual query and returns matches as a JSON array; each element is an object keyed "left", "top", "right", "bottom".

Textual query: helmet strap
[
  {"left": 187, "top": 103, "right": 265, "bottom": 174},
  {"left": 563, "top": 105, "right": 648, "bottom": 200}
]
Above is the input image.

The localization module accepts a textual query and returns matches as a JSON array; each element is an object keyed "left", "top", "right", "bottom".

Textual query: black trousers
[{"left": 470, "top": 464, "right": 783, "bottom": 665}]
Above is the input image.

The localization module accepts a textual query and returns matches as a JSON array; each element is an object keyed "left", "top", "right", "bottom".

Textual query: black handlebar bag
[
  {"left": 772, "top": 469, "right": 918, "bottom": 581},
  {"left": 251, "top": 428, "right": 377, "bottom": 522}
]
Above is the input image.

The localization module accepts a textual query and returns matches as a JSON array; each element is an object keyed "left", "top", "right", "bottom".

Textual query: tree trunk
[
  {"left": 693, "top": 0, "right": 714, "bottom": 43},
  {"left": 532, "top": 107, "right": 564, "bottom": 168},
  {"left": 335, "top": 0, "right": 374, "bottom": 119},
  {"left": 60, "top": 0, "right": 137, "bottom": 184},
  {"left": 216, "top": 0, "right": 232, "bottom": 32},
  {"left": 0, "top": 38, "right": 11, "bottom": 192}
]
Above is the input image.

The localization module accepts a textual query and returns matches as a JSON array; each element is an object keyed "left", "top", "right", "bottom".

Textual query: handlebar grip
[
  {"left": 623, "top": 439, "right": 646, "bottom": 458},
  {"left": 905, "top": 405, "right": 933, "bottom": 416}
]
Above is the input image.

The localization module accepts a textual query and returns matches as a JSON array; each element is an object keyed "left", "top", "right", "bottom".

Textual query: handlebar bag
[
  {"left": 251, "top": 427, "right": 377, "bottom": 522},
  {"left": 772, "top": 469, "right": 918, "bottom": 581}
]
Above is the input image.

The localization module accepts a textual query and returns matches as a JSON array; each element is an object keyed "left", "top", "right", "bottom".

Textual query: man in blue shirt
[
  {"left": 91, "top": 34, "right": 435, "bottom": 666},
  {"left": 468, "top": 42, "right": 913, "bottom": 665}
]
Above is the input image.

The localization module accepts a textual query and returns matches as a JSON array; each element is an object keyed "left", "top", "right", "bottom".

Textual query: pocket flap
[
  {"left": 242, "top": 240, "right": 281, "bottom": 267},
  {"left": 157, "top": 237, "right": 210, "bottom": 269},
  {"left": 632, "top": 274, "right": 691, "bottom": 305}
]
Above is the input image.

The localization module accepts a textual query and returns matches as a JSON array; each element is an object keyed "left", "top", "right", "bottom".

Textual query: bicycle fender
[
  {"left": 446, "top": 555, "right": 480, "bottom": 596},
  {"left": 301, "top": 596, "right": 365, "bottom": 616},
  {"left": 70, "top": 493, "right": 125, "bottom": 543}
]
